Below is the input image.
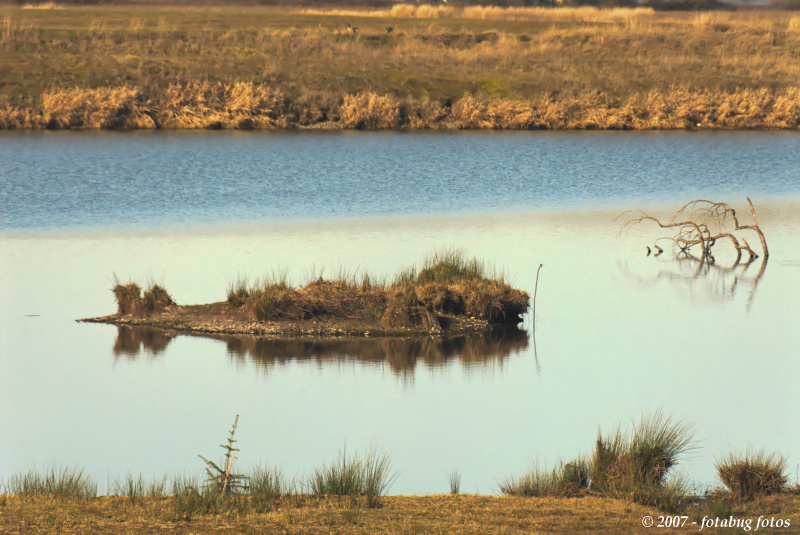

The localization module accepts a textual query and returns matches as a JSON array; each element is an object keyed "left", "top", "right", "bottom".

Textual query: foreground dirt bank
[{"left": 2, "top": 494, "right": 798, "bottom": 534}]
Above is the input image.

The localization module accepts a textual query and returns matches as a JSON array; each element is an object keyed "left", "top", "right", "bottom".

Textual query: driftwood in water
[{"left": 618, "top": 198, "right": 769, "bottom": 262}]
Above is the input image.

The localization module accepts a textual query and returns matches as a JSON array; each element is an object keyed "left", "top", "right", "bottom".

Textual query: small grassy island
[{"left": 80, "top": 252, "right": 530, "bottom": 338}]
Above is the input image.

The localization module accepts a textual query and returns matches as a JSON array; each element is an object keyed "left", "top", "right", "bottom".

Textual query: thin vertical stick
[
  {"left": 533, "top": 264, "right": 543, "bottom": 330},
  {"left": 532, "top": 264, "right": 543, "bottom": 376},
  {"left": 746, "top": 197, "right": 769, "bottom": 258}
]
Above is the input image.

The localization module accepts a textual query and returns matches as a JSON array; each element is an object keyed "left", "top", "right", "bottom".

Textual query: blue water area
[
  {"left": 2, "top": 130, "right": 799, "bottom": 231},
  {"left": 1, "top": 131, "right": 799, "bottom": 495}
]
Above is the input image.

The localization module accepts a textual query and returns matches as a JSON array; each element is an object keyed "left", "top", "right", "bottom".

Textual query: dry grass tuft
[
  {"left": 157, "top": 82, "right": 287, "bottom": 129},
  {"left": 500, "top": 459, "right": 590, "bottom": 498},
  {"left": 693, "top": 12, "right": 732, "bottom": 32},
  {"left": 591, "top": 411, "right": 695, "bottom": 511},
  {"left": 41, "top": 87, "right": 155, "bottom": 130},
  {"left": 113, "top": 282, "right": 143, "bottom": 315},
  {"left": 141, "top": 284, "right": 175, "bottom": 314},
  {"left": 21, "top": 2, "right": 62, "bottom": 9},
  {"left": 113, "top": 279, "right": 174, "bottom": 316},
  {"left": 339, "top": 92, "right": 400, "bottom": 129},
  {"left": 229, "top": 251, "right": 527, "bottom": 330},
  {"left": 716, "top": 449, "right": 789, "bottom": 501},
  {"left": 381, "top": 284, "right": 441, "bottom": 331}
]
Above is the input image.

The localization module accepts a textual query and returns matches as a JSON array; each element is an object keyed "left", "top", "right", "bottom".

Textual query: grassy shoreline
[
  {"left": 2, "top": 6, "right": 800, "bottom": 130},
  {"left": 2, "top": 494, "right": 798, "bottom": 533},
  {"left": 5, "top": 413, "right": 798, "bottom": 532}
]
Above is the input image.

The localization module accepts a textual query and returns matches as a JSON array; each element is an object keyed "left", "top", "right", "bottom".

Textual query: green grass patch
[
  {"left": 8, "top": 466, "right": 98, "bottom": 498},
  {"left": 109, "top": 473, "right": 168, "bottom": 499},
  {"left": 308, "top": 446, "right": 398, "bottom": 508},
  {"left": 499, "top": 458, "right": 590, "bottom": 498}
]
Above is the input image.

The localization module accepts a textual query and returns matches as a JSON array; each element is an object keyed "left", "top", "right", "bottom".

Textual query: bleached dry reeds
[
  {"left": 301, "top": 5, "right": 653, "bottom": 23},
  {"left": 338, "top": 92, "right": 400, "bottom": 129},
  {"left": 21, "top": 2, "right": 63, "bottom": 9},
  {"left": 461, "top": 6, "right": 654, "bottom": 23},
  {"left": 157, "top": 81, "right": 288, "bottom": 129},
  {"left": 40, "top": 87, "right": 156, "bottom": 129},
  {"left": 2, "top": 85, "right": 800, "bottom": 130}
]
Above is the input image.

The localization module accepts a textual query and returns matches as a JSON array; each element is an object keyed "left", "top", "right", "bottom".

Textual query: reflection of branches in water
[
  {"left": 111, "top": 325, "right": 529, "bottom": 374},
  {"left": 113, "top": 325, "right": 176, "bottom": 357},
  {"left": 617, "top": 253, "right": 768, "bottom": 312}
]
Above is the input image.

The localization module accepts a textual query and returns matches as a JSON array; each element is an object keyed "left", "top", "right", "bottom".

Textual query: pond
[{"left": 1, "top": 131, "right": 799, "bottom": 495}]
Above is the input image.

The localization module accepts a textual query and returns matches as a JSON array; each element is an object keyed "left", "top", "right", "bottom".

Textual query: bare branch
[{"left": 620, "top": 198, "right": 768, "bottom": 259}]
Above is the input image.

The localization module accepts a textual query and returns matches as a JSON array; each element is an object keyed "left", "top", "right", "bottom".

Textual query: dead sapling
[
  {"left": 618, "top": 198, "right": 768, "bottom": 265},
  {"left": 199, "top": 415, "right": 249, "bottom": 499}
]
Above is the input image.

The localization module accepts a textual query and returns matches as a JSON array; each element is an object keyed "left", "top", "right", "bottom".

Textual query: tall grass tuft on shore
[
  {"left": 308, "top": 447, "right": 397, "bottom": 508},
  {"left": 716, "top": 449, "right": 789, "bottom": 501},
  {"left": 590, "top": 411, "right": 695, "bottom": 512},
  {"left": 249, "top": 464, "right": 294, "bottom": 506},
  {"left": 110, "top": 473, "right": 168, "bottom": 499},
  {"left": 448, "top": 470, "right": 461, "bottom": 495},
  {"left": 8, "top": 466, "right": 97, "bottom": 498},
  {"left": 499, "top": 458, "right": 590, "bottom": 498}
]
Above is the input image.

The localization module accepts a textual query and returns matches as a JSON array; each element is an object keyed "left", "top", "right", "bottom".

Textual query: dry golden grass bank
[
  {"left": 2, "top": 85, "right": 799, "bottom": 130},
  {"left": 2, "top": 494, "right": 799, "bottom": 534},
  {"left": 1, "top": 6, "right": 799, "bottom": 130}
]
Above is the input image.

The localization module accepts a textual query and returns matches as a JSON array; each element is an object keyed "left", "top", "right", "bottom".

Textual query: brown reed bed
[
  {"left": 1, "top": 6, "right": 799, "bottom": 130},
  {"left": 3, "top": 85, "right": 799, "bottom": 130}
]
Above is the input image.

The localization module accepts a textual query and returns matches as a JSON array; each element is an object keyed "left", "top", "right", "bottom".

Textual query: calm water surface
[{"left": 1, "top": 131, "right": 799, "bottom": 494}]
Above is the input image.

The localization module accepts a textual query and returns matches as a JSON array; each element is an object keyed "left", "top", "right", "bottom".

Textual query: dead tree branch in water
[{"left": 618, "top": 198, "right": 769, "bottom": 263}]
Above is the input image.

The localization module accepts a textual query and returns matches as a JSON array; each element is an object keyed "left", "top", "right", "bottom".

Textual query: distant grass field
[{"left": 1, "top": 5, "right": 799, "bottom": 128}]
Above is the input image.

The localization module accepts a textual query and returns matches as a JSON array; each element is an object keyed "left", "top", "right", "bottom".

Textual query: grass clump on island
[
  {"left": 112, "top": 276, "right": 174, "bottom": 315},
  {"left": 228, "top": 250, "right": 529, "bottom": 330},
  {"left": 2, "top": 6, "right": 800, "bottom": 130}
]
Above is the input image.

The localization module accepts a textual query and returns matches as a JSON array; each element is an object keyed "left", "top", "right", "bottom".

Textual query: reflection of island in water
[
  {"left": 618, "top": 253, "right": 768, "bottom": 311},
  {"left": 113, "top": 325, "right": 529, "bottom": 374}
]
